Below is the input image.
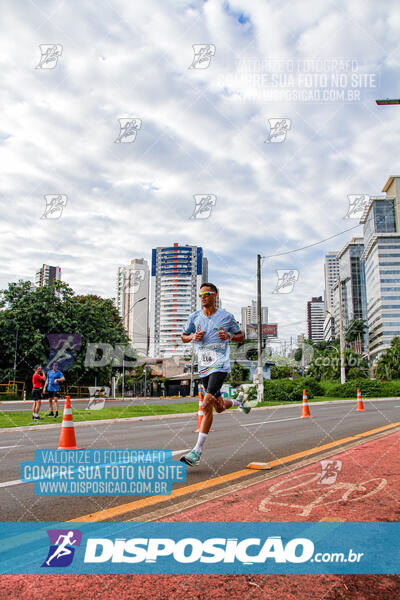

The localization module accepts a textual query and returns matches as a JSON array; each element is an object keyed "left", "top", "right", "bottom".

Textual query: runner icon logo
[{"left": 41, "top": 529, "right": 82, "bottom": 568}]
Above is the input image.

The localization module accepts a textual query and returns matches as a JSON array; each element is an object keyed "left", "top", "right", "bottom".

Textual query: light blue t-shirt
[
  {"left": 182, "top": 308, "right": 241, "bottom": 377},
  {"left": 47, "top": 369, "right": 64, "bottom": 392}
]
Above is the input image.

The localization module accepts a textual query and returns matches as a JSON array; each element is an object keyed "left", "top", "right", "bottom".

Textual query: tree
[
  {"left": 345, "top": 319, "right": 367, "bottom": 354},
  {"left": 0, "top": 280, "right": 130, "bottom": 388},
  {"left": 294, "top": 347, "right": 302, "bottom": 362},
  {"left": 375, "top": 337, "right": 400, "bottom": 381},
  {"left": 270, "top": 365, "right": 293, "bottom": 379},
  {"left": 228, "top": 362, "right": 250, "bottom": 387}
]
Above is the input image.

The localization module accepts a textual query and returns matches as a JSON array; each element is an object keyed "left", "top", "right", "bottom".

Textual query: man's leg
[
  {"left": 181, "top": 373, "right": 227, "bottom": 466},
  {"left": 54, "top": 396, "right": 59, "bottom": 417},
  {"left": 46, "top": 394, "right": 54, "bottom": 416}
]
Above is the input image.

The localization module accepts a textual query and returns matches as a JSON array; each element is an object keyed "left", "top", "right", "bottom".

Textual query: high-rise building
[
  {"left": 360, "top": 177, "right": 400, "bottom": 361},
  {"left": 334, "top": 237, "right": 368, "bottom": 352},
  {"left": 324, "top": 252, "right": 339, "bottom": 313},
  {"left": 323, "top": 252, "right": 339, "bottom": 340},
  {"left": 35, "top": 264, "right": 61, "bottom": 287},
  {"left": 306, "top": 296, "right": 325, "bottom": 342},
  {"left": 150, "top": 243, "right": 208, "bottom": 357},
  {"left": 241, "top": 300, "right": 268, "bottom": 335},
  {"left": 116, "top": 258, "right": 149, "bottom": 355}
]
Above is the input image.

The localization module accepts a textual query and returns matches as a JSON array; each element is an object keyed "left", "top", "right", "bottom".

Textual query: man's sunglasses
[{"left": 199, "top": 291, "right": 216, "bottom": 297}]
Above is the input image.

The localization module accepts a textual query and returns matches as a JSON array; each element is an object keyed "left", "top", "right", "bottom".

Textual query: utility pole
[
  {"left": 257, "top": 254, "right": 264, "bottom": 404},
  {"left": 13, "top": 329, "right": 18, "bottom": 395},
  {"left": 338, "top": 281, "right": 346, "bottom": 384}
]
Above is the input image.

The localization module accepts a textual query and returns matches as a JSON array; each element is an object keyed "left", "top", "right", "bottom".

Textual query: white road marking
[
  {"left": 0, "top": 449, "right": 191, "bottom": 489},
  {"left": 0, "top": 479, "right": 21, "bottom": 488},
  {"left": 243, "top": 416, "right": 304, "bottom": 427},
  {"left": 0, "top": 445, "right": 20, "bottom": 450}
]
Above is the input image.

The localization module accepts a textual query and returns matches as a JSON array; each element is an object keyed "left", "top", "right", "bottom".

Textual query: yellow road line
[{"left": 70, "top": 421, "right": 400, "bottom": 523}]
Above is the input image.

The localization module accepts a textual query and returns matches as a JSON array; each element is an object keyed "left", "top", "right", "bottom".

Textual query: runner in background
[
  {"left": 43, "top": 362, "right": 65, "bottom": 418},
  {"left": 180, "top": 283, "right": 251, "bottom": 467},
  {"left": 31, "top": 365, "right": 45, "bottom": 420}
]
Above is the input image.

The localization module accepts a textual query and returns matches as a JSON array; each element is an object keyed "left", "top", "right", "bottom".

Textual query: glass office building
[
  {"left": 361, "top": 194, "right": 400, "bottom": 361},
  {"left": 336, "top": 238, "right": 368, "bottom": 352}
]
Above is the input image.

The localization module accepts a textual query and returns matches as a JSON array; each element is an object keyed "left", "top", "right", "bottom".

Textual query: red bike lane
[{"left": 1, "top": 431, "right": 399, "bottom": 599}]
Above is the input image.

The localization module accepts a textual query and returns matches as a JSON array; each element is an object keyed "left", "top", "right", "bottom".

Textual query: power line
[{"left": 263, "top": 224, "right": 361, "bottom": 259}]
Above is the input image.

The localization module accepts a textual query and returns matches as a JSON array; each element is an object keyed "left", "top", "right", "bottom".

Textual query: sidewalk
[{"left": 164, "top": 429, "right": 399, "bottom": 524}]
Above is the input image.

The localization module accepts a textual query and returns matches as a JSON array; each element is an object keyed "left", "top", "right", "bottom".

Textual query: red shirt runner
[{"left": 32, "top": 373, "right": 44, "bottom": 390}]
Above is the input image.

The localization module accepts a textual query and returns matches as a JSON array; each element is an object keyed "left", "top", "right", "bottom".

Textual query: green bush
[
  {"left": 324, "top": 379, "right": 400, "bottom": 398},
  {"left": 294, "top": 377, "right": 324, "bottom": 397},
  {"left": 263, "top": 379, "right": 312, "bottom": 403}
]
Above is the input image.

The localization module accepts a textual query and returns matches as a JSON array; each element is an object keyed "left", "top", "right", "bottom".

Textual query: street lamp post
[
  {"left": 338, "top": 281, "right": 346, "bottom": 384},
  {"left": 122, "top": 296, "right": 145, "bottom": 398}
]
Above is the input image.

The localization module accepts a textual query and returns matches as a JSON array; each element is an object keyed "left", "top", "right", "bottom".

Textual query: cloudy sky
[{"left": 1, "top": 0, "right": 399, "bottom": 346}]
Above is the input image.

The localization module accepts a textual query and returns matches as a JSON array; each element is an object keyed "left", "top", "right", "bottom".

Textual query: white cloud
[{"left": 0, "top": 0, "right": 399, "bottom": 345}]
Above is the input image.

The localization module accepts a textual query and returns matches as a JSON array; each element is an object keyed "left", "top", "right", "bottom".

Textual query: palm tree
[{"left": 345, "top": 319, "right": 367, "bottom": 354}]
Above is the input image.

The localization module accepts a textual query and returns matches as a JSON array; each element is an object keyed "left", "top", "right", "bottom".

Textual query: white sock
[
  {"left": 231, "top": 392, "right": 245, "bottom": 406},
  {"left": 194, "top": 432, "right": 208, "bottom": 453},
  {"left": 33, "top": 413, "right": 38, "bottom": 417}
]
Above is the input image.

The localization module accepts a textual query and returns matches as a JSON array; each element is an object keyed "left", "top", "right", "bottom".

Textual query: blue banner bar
[{"left": 0, "top": 523, "right": 398, "bottom": 574}]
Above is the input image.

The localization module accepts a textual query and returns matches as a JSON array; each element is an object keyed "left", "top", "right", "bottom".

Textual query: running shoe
[
  {"left": 54, "top": 412, "right": 59, "bottom": 418},
  {"left": 180, "top": 449, "right": 201, "bottom": 467},
  {"left": 46, "top": 412, "right": 54, "bottom": 417},
  {"left": 237, "top": 391, "right": 251, "bottom": 414}
]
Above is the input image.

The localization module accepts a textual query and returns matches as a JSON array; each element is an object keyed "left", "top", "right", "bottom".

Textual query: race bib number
[{"left": 198, "top": 348, "right": 217, "bottom": 368}]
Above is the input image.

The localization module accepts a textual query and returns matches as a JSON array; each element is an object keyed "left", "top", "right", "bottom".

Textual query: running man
[
  {"left": 45, "top": 531, "right": 77, "bottom": 566},
  {"left": 31, "top": 365, "right": 45, "bottom": 420},
  {"left": 180, "top": 283, "right": 251, "bottom": 467},
  {"left": 43, "top": 362, "right": 65, "bottom": 418}
]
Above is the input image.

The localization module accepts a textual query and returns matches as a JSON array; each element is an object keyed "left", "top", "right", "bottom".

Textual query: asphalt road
[
  {"left": 0, "top": 398, "right": 399, "bottom": 521},
  {"left": 0, "top": 397, "right": 195, "bottom": 412}
]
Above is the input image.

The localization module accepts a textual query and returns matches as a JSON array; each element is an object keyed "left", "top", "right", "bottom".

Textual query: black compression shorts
[{"left": 200, "top": 372, "right": 228, "bottom": 398}]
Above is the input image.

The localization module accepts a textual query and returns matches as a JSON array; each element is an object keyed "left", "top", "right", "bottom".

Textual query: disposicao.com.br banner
[{"left": 0, "top": 522, "right": 398, "bottom": 575}]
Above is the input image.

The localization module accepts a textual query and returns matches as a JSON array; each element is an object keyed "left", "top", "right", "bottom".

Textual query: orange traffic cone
[
  {"left": 58, "top": 396, "right": 78, "bottom": 449},
  {"left": 356, "top": 388, "right": 365, "bottom": 411},
  {"left": 301, "top": 389, "right": 311, "bottom": 418},
  {"left": 193, "top": 387, "right": 204, "bottom": 432}
]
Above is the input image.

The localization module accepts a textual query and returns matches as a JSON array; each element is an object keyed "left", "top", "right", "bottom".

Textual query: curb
[{"left": 1, "top": 396, "right": 399, "bottom": 434}]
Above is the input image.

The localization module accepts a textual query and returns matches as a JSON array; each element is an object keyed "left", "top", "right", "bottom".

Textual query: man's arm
[
  {"left": 218, "top": 329, "right": 244, "bottom": 343},
  {"left": 181, "top": 331, "right": 205, "bottom": 343},
  {"left": 231, "top": 331, "right": 244, "bottom": 343}
]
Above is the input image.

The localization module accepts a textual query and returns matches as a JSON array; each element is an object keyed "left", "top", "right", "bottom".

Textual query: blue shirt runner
[
  {"left": 47, "top": 369, "right": 64, "bottom": 392},
  {"left": 182, "top": 308, "right": 241, "bottom": 377}
]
